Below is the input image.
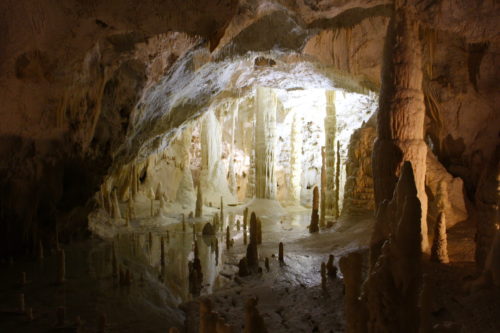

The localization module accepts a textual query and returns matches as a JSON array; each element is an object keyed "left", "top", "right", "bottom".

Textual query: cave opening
[{"left": 0, "top": 1, "right": 499, "bottom": 332}]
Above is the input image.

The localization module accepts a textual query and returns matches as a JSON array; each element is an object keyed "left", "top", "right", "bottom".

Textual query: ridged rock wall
[{"left": 342, "top": 117, "right": 376, "bottom": 216}]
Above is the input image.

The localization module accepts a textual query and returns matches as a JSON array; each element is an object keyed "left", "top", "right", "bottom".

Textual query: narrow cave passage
[{"left": 0, "top": 1, "right": 499, "bottom": 332}]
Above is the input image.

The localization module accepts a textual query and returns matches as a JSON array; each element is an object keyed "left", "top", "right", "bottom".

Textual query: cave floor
[{"left": 1, "top": 207, "right": 498, "bottom": 332}]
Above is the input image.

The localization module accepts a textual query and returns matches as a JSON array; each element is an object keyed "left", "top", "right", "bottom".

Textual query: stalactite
[
  {"left": 324, "top": 90, "right": 337, "bottom": 216},
  {"left": 327, "top": 254, "right": 337, "bottom": 278},
  {"left": 290, "top": 112, "right": 302, "bottom": 204},
  {"left": 149, "top": 188, "right": 155, "bottom": 217},
  {"left": 255, "top": 86, "right": 277, "bottom": 199},
  {"left": 155, "top": 182, "right": 162, "bottom": 200},
  {"left": 372, "top": 4, "right": 429, "bottom": 251}
]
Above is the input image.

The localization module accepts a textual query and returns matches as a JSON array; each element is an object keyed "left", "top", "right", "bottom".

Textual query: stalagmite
[
  {"left": 228, "top": 102, "right": 238, "bottom": 196},
  {"left": 244, "top": 297, "right": 268, "bottom": 333},
  {"left": 320, "top": 146, "right": 326, "bottom": 227},
  {"left": 98, "top": 313, "right": 107, "bottom": 333},
  {"left": 26, "top": 307, "right": 33, "bottom": 321},
  {"left": 182, "top": 214, "right": 186, "bottom": 232},
  {"left": 431, "top": 212, "right": 449, "bottom": 263},
  {"left": 265, "top": 257, "right": 270, "bottom": 272},
  {"left": 333, "top": 141, "right": 341, "bottom": 218},
  {"left": 365, "top": 162, "right": 423, "bottom": 333},
  {"left": 326, "top": 255, "right": 337, "bottom": 278},
  {"left": 290, "top": 112, "right": 302, "bottom": 204},
  {"left": 324, "top": 90, "right": 337, "bottom": 216},
  {"left": 372, "top": 2, "right": 429, "bottom": 251},
  {"left": 20, "top": 272, "right": 26, "bottom": 286},
  {"left": 236, "top": 219, "right": 240, "bottom": 231},
  {"left": 195, "top": 185, "right": 203, "bottom": 218},
  {"left": 56, "top": 249, "right": 66, "bottom": 285},
  {"left": 278, "top": 242, "right": 284, "bottom": 264},
  {"left": 245, "top": 212, "right": 259, "bottom": 270},
  {"left": 309, "top": 186, "right": 320, "bottom": 233},
  {"left": 339, "top": 252, "right": 365, "bottom": 333},
  {"left": 226, "top": 226, "right": 231, "bottom": 250},
  {"left": 255, "top": 86, "right": 277, "bottom": 199}
]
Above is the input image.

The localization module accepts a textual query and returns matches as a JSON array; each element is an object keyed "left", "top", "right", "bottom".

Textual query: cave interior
[{"left": 0, "top": 0, "right": 499, "bottom": 332}]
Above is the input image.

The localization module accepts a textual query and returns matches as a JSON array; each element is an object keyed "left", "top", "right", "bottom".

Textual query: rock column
[
  {"left": 255, "top": 87, "right": 277, "bottom": 200},
  {"left": 372, "top": 5, "right": 429, "bottom": 251},
  {"left": 324, "top": 90, "right": 337, "bottom": 216}
]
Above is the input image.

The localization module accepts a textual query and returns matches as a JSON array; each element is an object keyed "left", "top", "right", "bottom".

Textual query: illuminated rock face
[
  {"left": 255, "top": 87, "right": 277, "bottom": 200},
  {"left": 290, "top": 113, "right": 302, "bottom": 204}
]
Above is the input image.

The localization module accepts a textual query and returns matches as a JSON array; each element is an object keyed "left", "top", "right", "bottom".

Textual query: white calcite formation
[
  {"left": 255, "top": 86, "right": 278, "bottom": 200},
  {"left": 324, "top": 90, "right": 337, "bottom": 217},
  {"left": 176, "top": 126, "right": 196, "bottom": 208},
  {"left": 200, "top": 109, "right": 234, "bottom": 205}
]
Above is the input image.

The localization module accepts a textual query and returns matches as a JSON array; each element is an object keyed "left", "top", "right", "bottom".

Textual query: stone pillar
[
  {"left": 290, "top": 112, "right": 302, "bottom": 204},
  {"left": 324, "top": 90, "right": 337, "bottom": 216},
  {"left": 255, "top": 87, "right": 277, "bottom": 200},
  {"left": 372, "top": 5, "right": 429, "bottom": 251}
]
